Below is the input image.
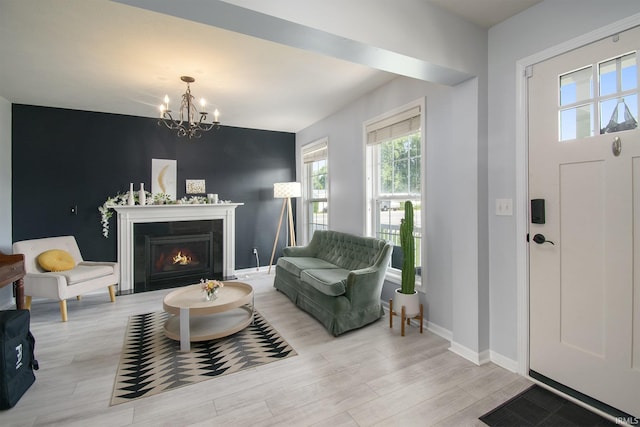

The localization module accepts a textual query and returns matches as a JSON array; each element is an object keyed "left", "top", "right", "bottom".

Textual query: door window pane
[
  {"left": 600, "top": 95, "right": 638, "bottom": 134},
  {"left": 560, "top": 66, "right": 593, "bottom": 106},
  {"left": 560, "top": 104, "right": 594, "bottom": 141},
  {"left": 557, "top": 52, "right": 638, "bottom": 141},
  {"left": 598, "top": 52, "right": 638, "bottom": 135},
  {"left": 599, "top": 52, "right": 637, "bottom": 96}
]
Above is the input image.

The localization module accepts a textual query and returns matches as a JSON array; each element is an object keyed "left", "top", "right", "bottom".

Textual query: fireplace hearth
[{"left": 134, "top": 220, "right": 223, "bottom": 293}]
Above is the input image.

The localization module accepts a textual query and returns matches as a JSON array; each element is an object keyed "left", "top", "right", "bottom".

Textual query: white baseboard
[
  {"left": 449, "top": 341, "right": 491, "bottom": 366},
  {"left": 489, "top": 351, "right": 518, "bottom": 372},
  {"left": 234, "top": 266, "right": 271, "bottom": 276},
  {"left": 448, "top": 343, "right": 518, "bottom": 370},
  {"left": 381, "top": 300, "right": 453, "bottom": 342},
  {"left": 425, "top": 320, "right": 452, "bottom": 341}
]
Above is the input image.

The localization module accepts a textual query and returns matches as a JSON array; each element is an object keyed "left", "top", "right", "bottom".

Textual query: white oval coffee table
[{"left": 163, "top": 281, "right": 254, "bottom": 352}]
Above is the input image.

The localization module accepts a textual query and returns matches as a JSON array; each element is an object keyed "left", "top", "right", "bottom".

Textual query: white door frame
[{"left": 515, "top": 14, "right": 640, "bottom": 376}]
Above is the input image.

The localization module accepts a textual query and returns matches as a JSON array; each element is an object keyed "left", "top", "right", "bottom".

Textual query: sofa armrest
[
  {"left": 344, "top": 243, "right": 392, "bottom": 305},
  {"left": 345, "top": 266, "right": 386, "bottom": 305}
]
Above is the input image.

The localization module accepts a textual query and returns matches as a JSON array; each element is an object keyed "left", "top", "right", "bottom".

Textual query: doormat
[
  {"left": 479, "top": 385, "right": 616, "bottom": 426},
  {"left": 111, "top": 310, "right": 296, "bottom": 406}
]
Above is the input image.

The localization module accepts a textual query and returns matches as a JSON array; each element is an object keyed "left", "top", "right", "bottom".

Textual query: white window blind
[
  {"left": 302, "top": 139, "right": 328, "bottom": 163},
  {"left": 366, "top": 106, "right": 421, "bottom": 145}
]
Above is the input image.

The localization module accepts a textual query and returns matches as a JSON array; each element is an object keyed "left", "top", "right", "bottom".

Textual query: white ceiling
[
  {"left": 429, "top": 0, "right": 542, "bottom": 29},
  {"left": 0, "top": 0, "right": 540, "bottom": 133}
]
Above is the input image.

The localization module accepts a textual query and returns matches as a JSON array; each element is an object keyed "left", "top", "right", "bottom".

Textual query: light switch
[{"left": 495, "top": 198, "right": 513, "bottom": 216}]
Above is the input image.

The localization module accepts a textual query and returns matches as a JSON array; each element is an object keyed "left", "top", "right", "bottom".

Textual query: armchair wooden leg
[
  {"left": 401, "top": 305, "right": 406, "bottom": 337},
  {"left": 108, "top": 285, "right": 116, "bottom": 302},
  {"left": 59, "top": 300, "right": 68, "bottom": 322},
  {"left": 76, "top": 295, "right": 82, "bottom": 301},
  {"left": 25, "top": 296, "right": 32, "bottom": 310},
  {"left": 389, "top": 299, "right": 394, "bottom": 328}
]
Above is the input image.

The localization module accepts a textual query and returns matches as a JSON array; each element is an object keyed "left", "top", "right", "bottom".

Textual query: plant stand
[{"left": 389, "top": 298, "right": 423, "bottom": 336}]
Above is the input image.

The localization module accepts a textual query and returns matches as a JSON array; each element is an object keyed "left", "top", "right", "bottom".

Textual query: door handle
[{"left": 533, "top": 234, "right": 554, "bottom": 245}]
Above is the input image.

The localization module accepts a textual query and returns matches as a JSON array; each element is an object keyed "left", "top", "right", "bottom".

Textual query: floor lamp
[{"left": 268, "top": 182, "right": 301, "bottom": 273}]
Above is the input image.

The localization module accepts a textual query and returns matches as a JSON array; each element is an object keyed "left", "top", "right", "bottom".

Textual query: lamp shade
[{"left": 274, "top": 182, "right": 301, "bottom": 198}]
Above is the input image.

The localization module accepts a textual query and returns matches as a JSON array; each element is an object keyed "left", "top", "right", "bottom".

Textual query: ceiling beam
[{"left": 114, "top": 0, "right": 473, "bottom": 86}]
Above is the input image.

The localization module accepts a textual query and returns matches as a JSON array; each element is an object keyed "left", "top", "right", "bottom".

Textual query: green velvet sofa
[{"left": 273, "top": 230, "right": 392, "bottom": 336}]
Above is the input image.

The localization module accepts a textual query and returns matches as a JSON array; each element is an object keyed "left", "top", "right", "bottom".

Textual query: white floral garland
[{"left": 99, "top": 192, "right": 211, "bottom": 238}]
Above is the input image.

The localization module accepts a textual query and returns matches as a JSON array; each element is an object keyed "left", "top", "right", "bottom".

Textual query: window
[
  {"left": 302, "top": 138, "right": 328, "bottom": 242},
  {"left": 366, "top": 104, "right": 423, "bottom": 279},
  {"left": 559, "top": 51, "right": 638, "bottom": 141}
]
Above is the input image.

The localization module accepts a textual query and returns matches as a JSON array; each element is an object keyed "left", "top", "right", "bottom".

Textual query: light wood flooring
[{"left": 0, "top": 272, "right": 531, "bottom": 426}]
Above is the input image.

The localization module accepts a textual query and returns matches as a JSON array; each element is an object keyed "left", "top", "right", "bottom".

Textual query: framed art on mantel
[
  {"left": 185, "top": 179, "right": 206, "bottom": 194},
  {"left": 152, "top": 159, "right": 177, "bottom": 200}
]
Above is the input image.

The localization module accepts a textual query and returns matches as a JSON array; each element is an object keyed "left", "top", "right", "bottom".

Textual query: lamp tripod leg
[
  {"left": 268, "top": 199, "right": 287, "bottom": 274},
  {"left": 287, "top": 197, "right": 296, "bottom": 247}
]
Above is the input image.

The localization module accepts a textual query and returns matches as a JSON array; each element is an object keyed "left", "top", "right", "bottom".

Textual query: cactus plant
[{"left": 399, "top": 200, "right": 415, "bottom": 294}]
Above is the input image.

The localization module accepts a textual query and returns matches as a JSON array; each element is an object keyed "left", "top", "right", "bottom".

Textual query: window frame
[
  {"left": 364, "top": 99, "right": 426, "bottom": 286},
  {"left": 301, "top": 137, "right": 329, "bottom": 244}
]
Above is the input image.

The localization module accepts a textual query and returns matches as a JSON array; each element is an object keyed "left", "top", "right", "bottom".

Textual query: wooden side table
[{"left": 0, "top": 251, "right": 26, "bottom": 310}]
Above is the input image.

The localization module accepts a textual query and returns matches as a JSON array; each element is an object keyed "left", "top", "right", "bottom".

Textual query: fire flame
[{"left": 172, "top": 251, "right": 192, "bottom": 265}]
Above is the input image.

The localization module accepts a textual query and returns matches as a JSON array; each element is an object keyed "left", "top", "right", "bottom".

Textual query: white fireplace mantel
[{"left": 114, "top": 203, "right": 243, "bottom": 293}]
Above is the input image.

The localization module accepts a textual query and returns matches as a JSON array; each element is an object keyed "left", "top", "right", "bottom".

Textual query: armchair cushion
[
  {"left": 52, "top": 264, "right": 115, "bottom": 285},
  {"left": 37, "top": 249, "right": 76, "bottom": 272}
]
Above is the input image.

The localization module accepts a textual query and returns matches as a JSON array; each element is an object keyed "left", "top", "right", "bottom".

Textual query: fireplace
[
  {"left": 113, "top": 203, "right": 242, "bottom": 293},
  {"left": 147, "top": 233, "right": 213, "bottom": 283},
  {"left": 134, "top": 220, "right": 223, "bottom": 293}
]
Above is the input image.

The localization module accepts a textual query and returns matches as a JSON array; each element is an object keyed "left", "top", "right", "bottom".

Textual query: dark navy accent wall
[{"left": 11, "top": 104, "right": 295, "bottom": 269}]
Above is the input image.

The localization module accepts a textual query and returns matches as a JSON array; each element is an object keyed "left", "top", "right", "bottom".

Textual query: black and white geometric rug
[{"left": 110, "top": 310, "right": 296, "bottom": 405}]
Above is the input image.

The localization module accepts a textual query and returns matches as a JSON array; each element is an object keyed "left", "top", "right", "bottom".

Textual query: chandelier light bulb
[
  {"left": 163, "top": 95, "right": 169, "bottom": 105},
  {"left": 200, "top": 98, "right": 206, "bottom": 109},
  {"left": 214, "top": 108, "right": 220, "bottom": 122}
]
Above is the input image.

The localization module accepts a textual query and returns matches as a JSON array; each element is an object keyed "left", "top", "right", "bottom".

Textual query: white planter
[{"left": 394, "top": 288, "right": 420, "bottom": 317}]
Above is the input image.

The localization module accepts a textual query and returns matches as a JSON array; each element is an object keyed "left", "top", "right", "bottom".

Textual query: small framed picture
[{"left": 185, "top": 179, "right": 206, "bottom": 194}]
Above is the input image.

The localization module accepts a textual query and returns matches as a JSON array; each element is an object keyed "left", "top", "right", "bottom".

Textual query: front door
[{"left": 528, "top": 25, "right": 640, "bottom": 417}]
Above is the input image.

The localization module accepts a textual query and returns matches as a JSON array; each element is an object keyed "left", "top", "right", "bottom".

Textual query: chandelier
[{"left": 158, "top": 76, "right": 220, "bottom": 139}]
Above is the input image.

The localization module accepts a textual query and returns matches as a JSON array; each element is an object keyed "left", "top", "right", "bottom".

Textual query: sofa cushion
[
  {"left": 277, "top": 257, "right": 337, "bottom": 277},
  {"left": 50, "top": 264, "right": 115, "bottom": 285},
  {"left": 37, "top": 249, "right": 76, "bottom": 272},
  {"left": 301, "top": 268, "right": 350, "bottom": 296}
]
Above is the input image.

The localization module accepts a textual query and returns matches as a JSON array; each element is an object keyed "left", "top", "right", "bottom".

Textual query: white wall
[
  {"left": 488, "top": 0, "right": 640, "bottom": 363},
  {"left": 0, "top": 96, "right": 13, "bottom": 307},
  {"left": 297, "top": 75, "right": 483, "bottom": 345},
  {"left": 233, "top": 0, "right": 490, "bottom": 358}
]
